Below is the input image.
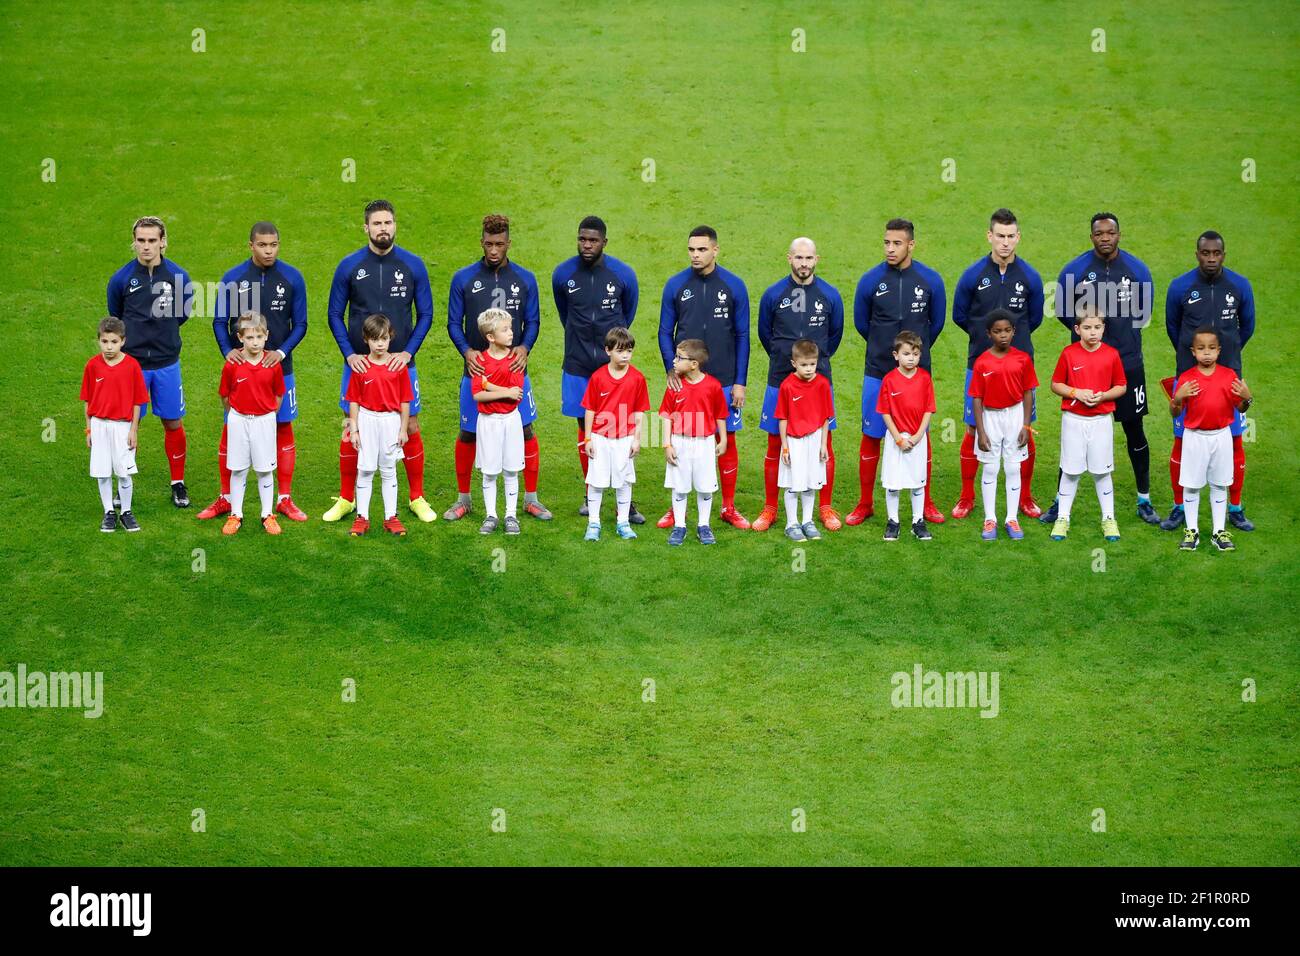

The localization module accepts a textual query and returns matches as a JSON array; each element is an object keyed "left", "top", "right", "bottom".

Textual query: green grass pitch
[{"left": 1, "top": 1, "right": 1296, "bottom": 866}]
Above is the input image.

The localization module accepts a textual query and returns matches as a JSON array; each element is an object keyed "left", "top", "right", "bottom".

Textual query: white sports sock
[
  {"left": 117, "top": 475, "right": 133, "bottom": 513},
  {"left": 801, "top": 491, "right": 815, "bottom": 525},
  {"left": 886, "top": 488, "right": 900, "bottom": 523},
  {"left": 1058, "top": 472, "right": 1081, "bottom": 520},
  {"left": 784, "top": 489, "right": 799, "bottom": 528},
  {"left": 981, "top": 461, "right": 999, "bottom": 522},
  {"left": 1182, "top": 486, "right": 1201, "bottom": 532},
  {"left": 1210, "top": 483, "right": 1227, "bottom": 534},
  {"left": 587, "top": 487, "right": 604, "bottom": 523},
  {"left": 672, "top": 493, "right": 688, "bottom": 528},
  {"left": 256, "top": 470, "right": 274, "bottom": 518},
  {"left": 697, "top": 492, "right": 713, "bottom": 528},
  {"left": 482, "top": 472, "right": 499, "bottom": 519},
  {"left": 1094, "top": 472, "right": 1115, "bottom": 520},
  {"left": 97, "top": 477, "right": 114, "bottom": 513},
  {"left": 1003, "top": 458, "right": 1021, "bottom": 523},
  {"left": 910, "top": 487, "right": 925, "bottom": 524},
  {"left": 380, "top": 465, "right": 397, "bottom": 519},
  {"left": 355, "top": 469, "right": 375, "bottom": 519},
  {"left": 230, "top": 468, "right": 249, "bottom": 518},
  {"left": 503, "top": 471, "right": 519, "bottom": 519},
  {"left": 615, "top": 484, "right": 632, "bottom": 524}
]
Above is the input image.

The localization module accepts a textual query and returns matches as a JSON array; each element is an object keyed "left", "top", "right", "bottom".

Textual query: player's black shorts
[{"left": 1114, "top": 363, "right": 1148, "bottom": 422}]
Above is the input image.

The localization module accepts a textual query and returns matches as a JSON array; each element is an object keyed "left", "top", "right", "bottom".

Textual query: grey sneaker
[
  {"left": 784, "top": 524, "right": 806, "bottom": 541},
  {"left": 801, "top": 521, "right": 821, "bottom": 540},
  {"left": 479, "top": 516, "right": 499, "bottom": 535},
  {"left": 503, "top": 515, "right": 521, "bottom": 535}
]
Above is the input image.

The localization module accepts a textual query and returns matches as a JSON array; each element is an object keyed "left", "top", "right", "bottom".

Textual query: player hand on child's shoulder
[
  {"left": 225, "top": 349, "right": 245, "bottom": 364},
  {"left": 509, "top": 346, "right": 529, "bottom": 372},
  {"left": 386, "top": 351, "right": 412, "bottom": 371},
  {"left": 347, "top": 353, "right": 370, "bottom": 373},
  {"left": 262, "top": 350, "right": 283, "bottom": 367},
  {"left": 465, "top": 349, "right": 485, "bottom": 375}
]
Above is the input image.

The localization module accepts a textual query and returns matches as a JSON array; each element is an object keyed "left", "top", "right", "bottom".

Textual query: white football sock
[
  {"left": 1182, "top": 486, "right": 1200, "bottom": 533},
  {"left": 672, "top": 492, "right": 688, "bottom": 528},
  {"left": 117, "top": 475, "right": 133, "bottom": 513},
  {"left": 503, "top": 470, "right": 519, "bottom": 519},
  {"left": 886, "top": 488, "right": 900, "bottom": 523},
  {"left": 801, "top": 491, "right": 815, "bottom": 525},
  {"left": 981, "top": 461, "right": 999, "bottom": 522},
  {"left": 784, "top": 489, "right": 798, "bottom": 528},
  {"left": 1058, "top": 472, "right": 1081, "bottom": 520},
  {"left": 380, "top": 465, "right": 397, "bottom": 519},
  {"left": 230, "top": 468, "right": 249, "bottom": 518},
  {"left": 1210, "top": 484, "right": 1227, "bottom": 534},
  {"left": 587, "top": 487, "right": 604, "bottom": 523},
  {"left": 1003, "top": 458, "right": 1021, "bottom": 523},
  {"left": 256, "top": 470, "right": 274, "bottom": 518},
  {"left": 355, "top": 469, "right": 374, "bottom": 519},
  {"left": 97, "top": 477, "right": 114, "bottom": 513},
  {"left": 697, "top": 492, "right": 713, "bottom": 527},
  {"left": 910, "top": 487, "right": 925, "bottom": 524},
  {"left": 482, "top": 472, "right": 499, "bottom": 519},
  {"left": 615, "top": 484, "right": 632, "bottom": 524},
  {"left": 1094, "top": 472, "right": 1115, "bottom": 520}
]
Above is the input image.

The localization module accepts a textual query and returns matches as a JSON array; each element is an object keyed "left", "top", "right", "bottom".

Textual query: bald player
[{"left": 752, "top": 237, "right": 845, "bottom": 532}]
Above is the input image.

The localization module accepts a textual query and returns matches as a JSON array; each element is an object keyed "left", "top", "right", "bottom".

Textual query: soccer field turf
[{"left": 1, "top": 2, "right": 1297, "bottom": 866}]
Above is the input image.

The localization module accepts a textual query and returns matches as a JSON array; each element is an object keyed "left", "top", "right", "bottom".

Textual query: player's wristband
[
  {"left": 85, "top": 427, "right": 91, "bottom": 435},
  {"left": 1068, "top": 387, "right": 1076, "bottom": 399}
]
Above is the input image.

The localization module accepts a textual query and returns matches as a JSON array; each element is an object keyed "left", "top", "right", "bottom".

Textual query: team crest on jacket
[
  {"left": 606, "top": 282, "right": 617, "bottom": 295},
  {"left": 276, "top": 283, "right": 285, "bottom": 295},
  {"left": 1225, "top": 293, "right": 1235, "bottom": 305},
  {"left": 1014, "top": 282, "right": 1025, "bottom": 293},
  {"left": 510, "top": 283, "right": 520, "bottom": 295},
  {"left": 914, "top": 286, "right": 925, "bottom": 299},
  {"left": 815, "top": 300, "right": 824, "bottom": 312},
  {"left": 717, "top": 290, "right": 727, "bottom": 302},
  {"left": 395, "top": 270, "right": 404, "bottom": 284}
]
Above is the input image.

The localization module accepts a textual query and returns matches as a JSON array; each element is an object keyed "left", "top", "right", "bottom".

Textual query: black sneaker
[
  {"left": 1136, "top": 500, "right": 1159, "bottom": 525},
  {"left": 911, "top": 519, "right": 932, "bottom": 541},
  {"left": 1227, "top": 509, "right": 1255, "bottom": 532},
  {"left": 628, "top": 502, "right": 646, "bottom": 525},
  {"left": 100, "top": 511, "right": 117, "bottom": 533},
  {"left": 171, "top": 481, "right": 190, "bottom": 508},
  {"left": 1159, "top": 504, "right": 1185, "bottom": 531},
  {"left": 119, "top": 511, "right": 141, "bottom": 533},
  {"left": 1179, "top": 528, "right": 1199, "bottom": 551},
  {"left": 1039, "top": 498, "right": 1059, "bottom": 525},
  {"left": 1211, "top": 530, "right": 1235, "bottom": 552},
  {"left": 883, "top": 519, "right": 900, "bottom": 542}
]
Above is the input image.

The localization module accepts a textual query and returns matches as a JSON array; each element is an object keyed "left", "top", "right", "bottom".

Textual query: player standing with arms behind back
[{"left": 106, "top": 216, "right": 194, "bottom": 508}]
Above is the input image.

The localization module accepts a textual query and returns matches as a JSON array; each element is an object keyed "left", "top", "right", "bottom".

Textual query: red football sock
[
  {"left": 577, "top": 424, "right": 589, "bottom": 478},
  {"left": 164, "top": 425, "right": 186, "bottom": 481},
  {"left": 1170, "top": 437, "right": 1183, "bottom": 505},
  {"left": 858, "top": 435, "right": 880, "bottom": 508},
  {"left": 763, "top": 434, "right": 781, "bottom": 508},
  {"left": 958, "top": 431, "right": 977, "bottom": 501},
  {"left": 924, "top": 441, "right": 936, "bottom": 511},
  {"left": 718, "top": 437, "right": 739, "bottom": 509},
  {"left": 455, "top": 437, "right": 475, "bottom": 494},
  {"left": 276, "top": 422, "right": 295, "bottom": 496},
  {"left": 1230, "top": 434, "right": 1245, "bottom": 506},
  {"left": 1019, "top": 432, "right": 1036, "bottom": 503},
  {"left": 524, "top": 434, "right": 540, "bottom": 494},
  {"left": 403, "top": 431, "right": 426, "bottom": 500},
  {"left": 218, "top": 424, "right": 231, "bottom": 495},
  {"left": 339, "top": 438, "right": 358, "bottom": 501},
  {"left": 819, "top": 430, "right": 836, "bottom": 508}
]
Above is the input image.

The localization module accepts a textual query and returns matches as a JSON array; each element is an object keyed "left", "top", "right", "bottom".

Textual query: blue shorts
[
  {"left": 760, "top": 383, "right": 837, "bottom": 436},
  {"left": 138, "top": 360, "right": 185, "bottom": 419},
  {"left": 561, "top": 371, "right": 590, "bottom": 419},
  {"left": 339, "top": 363, "right": 422, "bottom": 416},
  {"left": 962, "top": 368, "right": 1036, "bottom": 427},
  {"left": 724, "top": 385, "right": 743, "bottom": 433},
  {"left": 860, "top": 375, "right": 887, "bottom": 438},
  {"left": 459, "top": 373, "right": 538, "bottom": 432},
  {"left": 1172, "top": 372, "right": 1246, "bottom": 438},
  {"left": 221, "top": 371, "right": 297, "bottom": 425}
]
